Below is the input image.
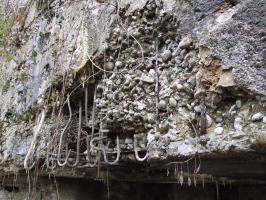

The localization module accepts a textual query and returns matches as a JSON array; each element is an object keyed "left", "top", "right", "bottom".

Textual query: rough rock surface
[{"left": 0, "top": 0, "right": 265, "bottom": 180}]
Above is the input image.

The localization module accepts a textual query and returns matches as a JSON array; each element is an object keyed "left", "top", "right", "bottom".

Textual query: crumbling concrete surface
[{"left": 0, "top": 0, "right": 265, "bottom": 188}]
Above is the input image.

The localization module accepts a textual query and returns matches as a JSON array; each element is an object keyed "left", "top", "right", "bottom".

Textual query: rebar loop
[
  {"left": 102, "top": 136, "right": 120, "bottom": 165},
  {"left": 133, "top": 135, "right": 148, "bottom": 162},
  {"left": 85, "top": 135, "right": 98, "bottom": 166},
  {"left": 57, "top": 94, "right": 72, "bottom": 166},
  {"left": 67, "top": 100, "right": 82, "bottom": 167},
  {"left": 78, "top": 135, "right": 98, "bottom": 168}
]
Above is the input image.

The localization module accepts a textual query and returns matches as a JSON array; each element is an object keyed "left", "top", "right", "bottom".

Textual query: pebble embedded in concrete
[
  {"left": 140, "top": 73, "right": 154, "bottom": 83},
  {"left": 161, "top": 50, "right": 172, "bottom": 62},
  {"left": 234, "top": 117, "right": 243, "bottom": 131},
  {"left": 106, "top": 61, "right": 114, "bottom": 70},
  {"left": 214, "top": 127, "right": 224, "bottom": 134},
  {"left": 206, "top": 114, "right": 213, "bottom": 128},
  {"left": 193, "top": 105, "right": 201, "bottom": 113},
  {"left": 263, "top": 116, "right": 266, "bottom": 123},
  {"left": 158, "top": 100, "right": 167, "bottom": 110},
  {"left": 236, "top": 100, "right": 242, "bottom": 108},
  {"left": 115, "top": 61, "right": 123, "bottom": 68},
  {"left": 178, "top": 36, "right": 192, "bottom": 49},
  {"left": 251, "top": 113, "right": 264, "bottom": 121},
  {"left": 169, "top": 97, "right": 177, "bottom": 107}
]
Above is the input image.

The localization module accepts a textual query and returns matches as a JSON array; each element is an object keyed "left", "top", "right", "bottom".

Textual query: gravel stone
[
  {"left": 206, "top": 115, "right": 213, "bottom": 128},
  {"left": 214, "top": 127, "right": 224, "bottom": 134},
  {"left": 178, "top": 36, "right": 192, "bottom": 49},
  {"left": 161, "top": 50, "right": 172, "bottom": 62},
  {"left": 169, "top": 97, "right": 177, "bottom": 107},
  {"left": 251, "top": 113, "right": 264, "bottom": 121}
]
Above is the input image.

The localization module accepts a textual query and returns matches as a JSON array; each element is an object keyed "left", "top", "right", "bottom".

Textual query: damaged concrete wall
[{"left": 0, "top": 0, "right": 266, "bottom": 195}]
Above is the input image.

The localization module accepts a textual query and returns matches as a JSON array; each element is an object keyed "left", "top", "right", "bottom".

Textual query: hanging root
[
  {"left": 67, "top": 100, "right": 82, "bottom": 167},
  {"left": 84, "top": 86, "right": 89, "bottom": 126},
  {"left": 91, "top": 85, "right": 97, "bottom": 138},
  {"left": 24, "top": 110, "right": 46, "bottom": 170},
  {"left": 133, "top": 135, "right": 148, "bottom": 162},
  {"left": 57, "top": 94, "right": 72, "bottom": 167},
  {"left": 102, "top": 136, "right": 120, "bottom": 165}
]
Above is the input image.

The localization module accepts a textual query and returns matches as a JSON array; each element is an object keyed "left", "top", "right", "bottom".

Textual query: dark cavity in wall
[
  {"left": 2, "top": 176, "right": 266, "bottom": 200},
  {"left": 52, "top": 180, "right": 266, "bottom": 200}
]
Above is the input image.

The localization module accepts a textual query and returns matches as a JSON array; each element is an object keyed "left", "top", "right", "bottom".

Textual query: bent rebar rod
[
  {"left": 67, "top": 100, "right": 82, "bottom": 167},
  {"left": 78, "top": 133, "right": 104, "bottom": 168},
  {"left": 90, "top": 135, "right": 107, "bottom": 151},
  {"left": 90, "top": 135, "right": 120, "bottom": 165},
  {"left": 82, "top": 135, "right": 98, "bottom": 167},
  {"left": 57, "top": 94, "right": 72, "bottom": 167},
  {"left": 133, "top": 135, "right": 148, "bottom": 162},
  {"left": 24, "top": 109, "right": 46, "bottom": 170},
  {"left": 102, "top": 136, "right": 120, "bottom": 165},
  {"left": 78, "top": 136, "right": 97, "bottom": 168}
]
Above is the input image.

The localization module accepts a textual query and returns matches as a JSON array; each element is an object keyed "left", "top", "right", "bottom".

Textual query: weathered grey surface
[{"left": 199, "top": 0, "right": 266, "bottom": 95}]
